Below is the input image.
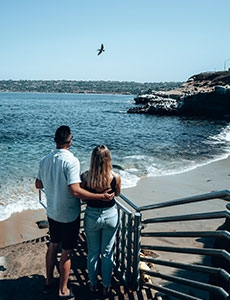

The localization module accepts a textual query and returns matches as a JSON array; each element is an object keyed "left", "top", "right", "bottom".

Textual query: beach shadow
[{"left": 0, "top": 274, "right": 47, "bottom": 300}]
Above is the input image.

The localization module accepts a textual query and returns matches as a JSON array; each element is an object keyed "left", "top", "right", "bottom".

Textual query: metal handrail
[
  {"left": 142, "top": 211, "right": 230, "bottom": 224},
  {"left": 141, "top": 230, "right": 230, "bottom": 239},
  {"left": 119, "top": 192, "right": 139, "bottom": 210},
  {"left": 136, "top": 190, "right": 230, "bottom": 212},
  {"left": 39, "top": 188, "right": 230, "bottom": 299},
  {"left": 140, "top": 256, "right": 230, "bottom": 282},
  {"left": 38, "top": 189, "right": 47, "bottom": 209},
  {"left": 141, "top": 245, "right": 230, "bottom": 260},
  {"left": 142, "top": 270, "right": 229, "bottom": 299},
  {"left": 143, "top": 282, "right": 203, "bottom": 300}
]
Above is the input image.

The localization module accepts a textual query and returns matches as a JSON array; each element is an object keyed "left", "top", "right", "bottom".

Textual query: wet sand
[{"left": 0, "top": 209, "right": 48, "bottom": 248}]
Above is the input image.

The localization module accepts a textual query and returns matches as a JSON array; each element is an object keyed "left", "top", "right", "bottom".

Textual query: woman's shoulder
[
  {"left": 111, "top": 170, "right": 120, "bottom": 179},
  {"left": 111, "top": 171, "right": 121, "bottom": 185},
  {"left": 111, "top": 171, "right": 121, "bottom": 196}
]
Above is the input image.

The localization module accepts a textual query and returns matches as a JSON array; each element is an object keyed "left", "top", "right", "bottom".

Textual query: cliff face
[{"left": 128, "top": 71, "right": 230, "bottom": 118}]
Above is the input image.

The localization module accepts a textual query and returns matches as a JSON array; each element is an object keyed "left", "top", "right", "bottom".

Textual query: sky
[{"left": 1, "top": 0, "right": 230, "bottom": 83}]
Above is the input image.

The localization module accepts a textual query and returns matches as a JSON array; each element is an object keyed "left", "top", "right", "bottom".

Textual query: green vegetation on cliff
[{"left": 0, "top": 80, "right": 182, "bottom": 95}]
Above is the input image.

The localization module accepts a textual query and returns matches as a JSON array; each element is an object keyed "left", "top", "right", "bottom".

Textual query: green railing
[
  {"left": 39, "top": 189, "right": 230, "bottom": 299},
  {"left": 114, "top": 190, "right": 230, "bottom": 300}
]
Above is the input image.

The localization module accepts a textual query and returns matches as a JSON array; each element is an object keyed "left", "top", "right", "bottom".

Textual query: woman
[{"left": 81, "top": 145, "right": 121, "bottom": 296}]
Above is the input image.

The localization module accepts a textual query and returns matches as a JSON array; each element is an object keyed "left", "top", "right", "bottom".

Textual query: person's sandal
[
  {"left": 58, "top": 287, "right": 75, "bottom": 300},
  {"left": 43, "top": 278, "right": 58, "bottom": 294}
]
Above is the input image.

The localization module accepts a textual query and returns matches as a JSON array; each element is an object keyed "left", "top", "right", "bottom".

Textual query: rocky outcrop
[{"left": 128, "top": 71, "right": 230, "bottom": 118}]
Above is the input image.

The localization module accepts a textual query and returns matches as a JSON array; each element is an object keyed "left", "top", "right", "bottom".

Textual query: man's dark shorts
[{"left": 48, "top": 216, "right": 80, "bottom": 250}]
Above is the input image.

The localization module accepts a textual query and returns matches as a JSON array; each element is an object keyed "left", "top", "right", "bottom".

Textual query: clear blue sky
[{"left": 1, "top": 0, "right": 230, "bottom": 83}]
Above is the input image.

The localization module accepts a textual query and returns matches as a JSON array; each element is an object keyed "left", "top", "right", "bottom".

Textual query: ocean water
[{"left": 1, "top": 92, "right": 230, "bottom": 221}]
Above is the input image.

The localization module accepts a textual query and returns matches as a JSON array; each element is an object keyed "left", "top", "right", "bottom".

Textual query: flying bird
[{"left": 97, "top": 43, "right": 105, "bottom": 55}]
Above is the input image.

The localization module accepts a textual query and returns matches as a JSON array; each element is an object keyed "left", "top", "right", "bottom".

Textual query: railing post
[
  {"left": 129, "top": 212, "right": 142, "bottom": 290},
  {"left": 225, "top": 203, "right": 230, "bottom": 296}
]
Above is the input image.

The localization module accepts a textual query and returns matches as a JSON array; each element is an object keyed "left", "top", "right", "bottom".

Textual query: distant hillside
[{"left": 0, "top": 80, "right": 182, "bottom": 95}]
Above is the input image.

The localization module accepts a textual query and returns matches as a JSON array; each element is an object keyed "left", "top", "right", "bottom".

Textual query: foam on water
[
  {"left": 119, "top": 170, "right": 140, "bottom": 189},
  {"left": 0, "top": 187, "right": 41, "bottom": 221},
  {"left": 0, "top": 176, "right": 139, "bottom": 222},
  {"left": 209, "top": 124, "right": 230, "bottom": 145}
]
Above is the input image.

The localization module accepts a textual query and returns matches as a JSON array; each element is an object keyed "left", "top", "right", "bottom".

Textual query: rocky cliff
[{"left": 128, "top": 71, "right": 230, "bottom": 118}]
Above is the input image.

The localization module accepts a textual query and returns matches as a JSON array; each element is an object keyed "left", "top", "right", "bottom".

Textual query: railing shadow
[{"left": 70, "top": 232, "right": 157, "bottom": 300}]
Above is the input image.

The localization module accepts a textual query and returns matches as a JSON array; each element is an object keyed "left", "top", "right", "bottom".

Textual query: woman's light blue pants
[{"left": 84, "top": 205, "right": 118, "bottom": 287}]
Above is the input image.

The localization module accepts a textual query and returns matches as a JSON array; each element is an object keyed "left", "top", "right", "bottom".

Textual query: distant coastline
[{"left": 0, "top": 79, "right": 182, "bottom": 95}]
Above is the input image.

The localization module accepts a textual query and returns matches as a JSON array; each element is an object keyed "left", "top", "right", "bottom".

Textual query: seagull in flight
[{"left": 97, "top": 43, "right": 105, "bottom": 55}]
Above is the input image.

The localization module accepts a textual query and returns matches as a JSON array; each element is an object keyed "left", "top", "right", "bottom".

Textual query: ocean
[{"left": 1, "top": 92, "right": 230, "bottom": 221}]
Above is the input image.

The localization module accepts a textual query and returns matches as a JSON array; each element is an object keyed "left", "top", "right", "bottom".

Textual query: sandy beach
[
  {"left": 0, "top": 157, "right": 229, "bottom": 299},
  {"left": 124, "top": 156, "right": 230, "bottom": 206}
]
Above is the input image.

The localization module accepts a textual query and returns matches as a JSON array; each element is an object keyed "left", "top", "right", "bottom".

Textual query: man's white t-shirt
[{"left": 37, "top": 148, "right": 81, "bottom": 223}]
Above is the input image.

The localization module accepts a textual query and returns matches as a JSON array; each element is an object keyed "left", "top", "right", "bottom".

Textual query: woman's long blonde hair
[{"left": 87, "top": 145, "right": 112, "bottom": 190}]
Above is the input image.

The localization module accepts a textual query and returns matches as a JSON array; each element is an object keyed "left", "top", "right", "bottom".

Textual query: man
[{"left": 35, "top": 125, "right": 114, "bottom": 300}]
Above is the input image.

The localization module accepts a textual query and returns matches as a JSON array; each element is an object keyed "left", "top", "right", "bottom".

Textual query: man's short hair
[{"left": 54, "top": 125, "right": 71, "bottom": 145}]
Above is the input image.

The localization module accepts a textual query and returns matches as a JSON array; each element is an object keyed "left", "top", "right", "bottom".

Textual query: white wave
[
  {"left": 1, "top": 152, "right": 230, "bottom": 222},
  {"left": 147, "top": 153, "right": 230, "bottom": 178},
  {"left": 0, "top": 194, "right": 41, "bottom": 221},
  {"left": 209, "top": 124, "right": 230, "bottom": 144},
  {"left": 119, "top": 170, "right": 140, "bottom": 189},
  {"left": 0, "top": 171, "right": 140, "bottom": 221},
  {"left": 123, "top": 155, "right": 146, "bottom": 160}
]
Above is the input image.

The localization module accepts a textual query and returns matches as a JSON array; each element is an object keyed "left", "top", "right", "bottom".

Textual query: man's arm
[{"left": 69, "top": 183, "right": 114, "bottom": 201}]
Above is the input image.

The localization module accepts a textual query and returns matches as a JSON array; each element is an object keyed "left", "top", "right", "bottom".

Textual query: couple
[{"left": 35, "top": 125, "right": 121, "bottom": 299}]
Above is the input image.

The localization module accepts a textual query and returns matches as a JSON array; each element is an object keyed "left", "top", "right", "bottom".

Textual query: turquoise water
[{"left": 1, "top": 92, "right": 230, "bottom": 220}]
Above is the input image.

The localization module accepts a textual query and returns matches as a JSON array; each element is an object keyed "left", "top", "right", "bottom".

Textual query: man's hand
[
  {"left": 69, "top": 183, "right": 115, "bottom": 201},
  {"left": 35, "top": 179, "right": 43, "bottom": 189},
  {"left": 101, "top": 188, "right": 115, "bottom": 201}
]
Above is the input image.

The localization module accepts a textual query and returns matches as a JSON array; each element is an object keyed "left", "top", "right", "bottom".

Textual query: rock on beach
[{"left": 128, "top": 71, "right": 230, "bottom": 117}]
